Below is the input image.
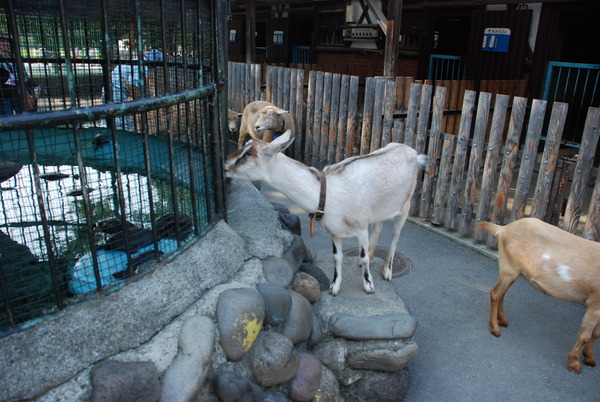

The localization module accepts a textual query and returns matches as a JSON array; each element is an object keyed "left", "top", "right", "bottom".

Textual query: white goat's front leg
[
  {"left": 329, "top": 237, "right": 344, "bottom": 296},
  {"left": 382, "top": 211, "right": 409, "bottom": 281},
  {"left": 357, "top": 229, "right": 375, "bottom": 294}
]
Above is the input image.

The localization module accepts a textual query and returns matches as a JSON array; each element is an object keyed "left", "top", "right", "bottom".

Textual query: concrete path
[{"left": 260, "top": 184, "right": 599, "bottom": 401}]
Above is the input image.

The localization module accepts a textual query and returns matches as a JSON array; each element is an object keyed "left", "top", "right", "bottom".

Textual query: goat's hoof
[
  {"left": 329, "top": 284, "right": 340, "bottom": 296},
  {"left": 568, "top": 362, "right": 582, "bottom": 374},
  {"left": 583, "top": 356, "right": 596, "bottom": 367},
  {"left": 490, "top": 327, "right": 501, "bottom": 337},
  {"left": 382, "top": 268, "right": 392, "bottom": 281}
]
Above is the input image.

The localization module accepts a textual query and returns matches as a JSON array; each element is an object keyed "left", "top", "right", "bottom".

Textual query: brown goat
[{"left": 479, "top": 217, "right": 600, "bottom": 373}]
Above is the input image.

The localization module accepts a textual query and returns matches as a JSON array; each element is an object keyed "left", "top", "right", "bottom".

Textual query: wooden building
[{"left": 228, "top": 0, "right": 599, "bottom": 145}]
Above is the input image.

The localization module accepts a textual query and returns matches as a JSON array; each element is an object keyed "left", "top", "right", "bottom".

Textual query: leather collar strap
[{"left": 309, "top": 169, "right": 326, "bottom": 237}]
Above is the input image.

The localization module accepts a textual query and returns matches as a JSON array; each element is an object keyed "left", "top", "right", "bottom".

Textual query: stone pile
[{"left": 90, "top": 204, "right": 419, "bottom": 400}]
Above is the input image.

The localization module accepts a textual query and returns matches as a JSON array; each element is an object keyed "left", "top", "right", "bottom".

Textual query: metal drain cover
[{"left": 343, "top": 247, "right": 412, "bottom": 278}]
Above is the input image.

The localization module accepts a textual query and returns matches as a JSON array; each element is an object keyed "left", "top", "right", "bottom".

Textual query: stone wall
[{"left": 0, "top": 180, "right": 418, "bottom": 401}]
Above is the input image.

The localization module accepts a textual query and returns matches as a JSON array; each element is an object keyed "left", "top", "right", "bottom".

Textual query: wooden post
[
  {"left": 509, "top": 99, "right": 547, "bottom": 222},
  {"left": 530, "top": 102, "right": 568, "bottom": 220},
  {"left": 383, "top": 0, "right": 402, "bottom": 78},
  {"left": 245, "top": 0, "right": 255, "bottom": 64},
  {"left": 562, "top": 107, "right": 600, "bottom": 234}
]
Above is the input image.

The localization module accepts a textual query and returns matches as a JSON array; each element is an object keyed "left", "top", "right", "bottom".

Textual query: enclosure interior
[{"left": 0, "top": 0, "right": 223, "bottom": 332}]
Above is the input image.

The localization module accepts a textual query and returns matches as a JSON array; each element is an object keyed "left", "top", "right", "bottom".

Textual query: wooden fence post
[
  {"left": 562, "top": 107, "right": 600, "bottom": 234},
  {"left": 304, "top": 70, "right": 317, "bottom": 164},
  {"left": 327, "top": 74, "right": 341, "bottom": 164},
  {"left": 408, "top": 84, "right": 430, "bottom": 216},
  {"left": 530, "top": 102, "right": 568, "bottom": 220},
  {"left": 403, "top": 83, "right": 421, "bottom": 149},
  {"left": 345, "top": 76, "right": 360, "bottom": 158},
  {"left": 459, "top": 91, "right": 491, "bottom": 236},
  {"left": 431, "top": 134, "right": 456, "bottom": 225},
  {"left": 335, "top": 75, "right": 350, "bottom": 162},
  {"left": 509, "top": 99, "right": 547, "bottom": 222},
  {"left": 310, "top": 72, "right": 324, "bottom": 167},
  {"left": 419, "top": 85, "right": 446, "bottom": 219},
  {"left": 318, "top": 73, "right": 333, "bottom": 168},
  {"left": 360, "top": 77, "right": 376, "bottom": 155},
  {"left": 584, "top": 167, "right": 600, "bottom": 241},
  {"left": 473, "top": 94, "right": 509, "bottom": 242},
  {"left": 487, "top": 96, "right": 527, "bottom": 248},
  {"left": 445, "top": 90, "right": 476, "bottom": 229},
  {"left": 382, "top": 78, "right": 396, "bottom": 147}
]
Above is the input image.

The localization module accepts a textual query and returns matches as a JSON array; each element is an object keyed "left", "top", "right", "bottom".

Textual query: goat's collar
[
  {"left": 308, "top": 169, "right": 326, "bottom": 237},
  {"left": 274, "top": 119, "right": 286, "bottom": 138}
]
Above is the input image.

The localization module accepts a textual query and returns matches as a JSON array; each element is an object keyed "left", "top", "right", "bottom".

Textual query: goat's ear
[
  {"left": 266, "top": 129, "right": 294, "bottom": 155},
  {"left": 276, "top": 109, "right": 290, "bottom": 115},
  {"left": 236, "top": 112, "right": 242, "bottom": 117}
]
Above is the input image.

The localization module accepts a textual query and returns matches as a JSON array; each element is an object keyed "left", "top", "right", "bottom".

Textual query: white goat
[
  {"left": 479, "top": 218, "right": 600, "bottom": 374},
  {"left": 225, "top": 130, "right": 429, "bottom": 296}
]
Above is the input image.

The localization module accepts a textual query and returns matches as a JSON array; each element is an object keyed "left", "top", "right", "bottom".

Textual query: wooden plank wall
[{"left": 227, "top": 62, "right": 600, "bottom": 243}]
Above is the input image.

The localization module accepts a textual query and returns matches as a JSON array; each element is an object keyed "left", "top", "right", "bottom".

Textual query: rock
[
  {"left": 307, "top": 310, "right": 322, "bottom": 349},
  {"left": 251, "top": 331, "right": 299, "bottom": 388},
  {"left": 278, "top": 210, "right": 302, "bottom": 236},
  {"left": 262, "top": 257, "right": 295, "bottom": 288},
  {"left": 282, "top": 235, "right": 307, "bottom": 271},
  {"left": 362, "top": 370, "right": 411, "bottom": 401},
  {"left": 329, "top": 313, "right": 417, "bottom": 340},
  {"left": 227, "top": 180, "right": 293, "bottom": 259},
  {"left": 90, "top": 360, "right": 160, "bottom": 402},
  {"left": 347, "top": 342, "right": 419, "bottom": 372},
  {"left": 291, "top": 271, "right": 321, "bottom": 303},
  {"left": 263, "top": 391, "right": 289, "bottom": 402},
  {"left": 281, "top": 291, "right": 313, "bottom": 345},
  {"left": 213, "top": 371, "right": 264, "bottom": 401},
  {"left": 288, "top": 351, "right": 322, "bottom": 401},
  {"left": 313, "top": 365, "right": 342, "bottom": 402},
  {"left": 161, "top": 315, "right": 215, "bottom": 401},
  {"left": 217, "top": 288, "right": 265, "bottom": 362},
  {"left": 257, "top": 283, "right": 293, "bottom": 327},
  {"left": 299, "top": 263, "right": 330, "bottom": 291}
]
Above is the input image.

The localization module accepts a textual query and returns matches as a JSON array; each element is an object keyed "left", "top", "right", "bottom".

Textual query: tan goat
[
  {"left": 479, "top": 217, "right": 600, "bottom": 374},
  {"left": 237, "top": 101, "right": 295, "bottom": 149}
]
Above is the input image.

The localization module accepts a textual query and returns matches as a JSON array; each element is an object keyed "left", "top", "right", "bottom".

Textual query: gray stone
[
  {"left": 217, "top": 288, "right": 265, "bottom": 362},
  {"left": 289, "top": 351, "right": 322, "bottom": 401},
  {"left": 363, "top": 370, "right": 411, "bottom": 402},
  {"left": 227, "top": 180, "right": 293, "bottom": 259},
  {"left": 291, "top": 271, "right": 321, "bottom": 303},
  {"left": 257, "top": 283, "right": 292, "bottom": 327},
  {"left": 282, "top": 235, "right": 307, "bottom": 271},
  {"left": 251, "top": 331, "right": 299, "bottom": 388},
  {"left": 277, "top": 210, "right": 302, "bottom": 236},
  {"left": 347, "top": 342, "right": 419, "bottom": 372},
  {"left": 161, "top": 315, "right": 215, "bottom": 401},
  {"left": 307, "top": 310, "right": 322, "bottom": 349},
  {"left": 262, "top": 257, "right": 295, "bottom": 288},
  {"left": 313, "top": 365, "right": 341, "bottom": 401},
  {"left": 281, "top": 291, "right": 313, "bottom": 345},
  {"left": 299, "top": 262, "right": 330, "bottom": 291},
  {"left": 329, "top": 313, "right": 417, "bottom": 340},
  {"left": 90, "top": 360, "right": 160, "bottom": 402},
  {"left": 263, "top": 391, "right": 289, "bottom": 402},
  {"left": 213, "top": 371, "right": 264, "bottom": 402}
]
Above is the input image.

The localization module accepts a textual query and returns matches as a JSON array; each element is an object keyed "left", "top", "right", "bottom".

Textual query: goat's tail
[
  {"left": 478, "top": 221, "right": 502, "bottom": 237},
  {"left": 416, "top": 154, "right": 430, "bottom": 169}
]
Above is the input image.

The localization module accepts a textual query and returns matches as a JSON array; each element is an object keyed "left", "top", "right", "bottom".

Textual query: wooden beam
[
  {"left": 245, "top": 0, "right": 256, "bottom": 63},
  {"left": 383, "top": 0, "right": 402, "bottom": 77}
]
